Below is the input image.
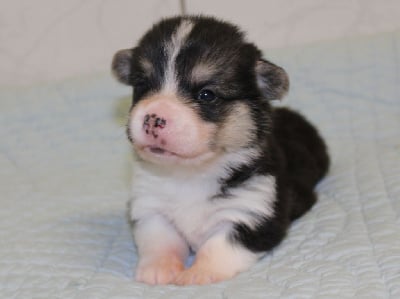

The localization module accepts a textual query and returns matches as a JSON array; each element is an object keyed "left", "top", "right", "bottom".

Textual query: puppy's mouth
[
  {"left": 134, "top": 144, "right": 216, "bottom": 166},
  {"left": 135, "top": 144, "right": 183, "bottom": 160},
  {"left": 144, "top": 146, "right": 177, "bottom": 157}
]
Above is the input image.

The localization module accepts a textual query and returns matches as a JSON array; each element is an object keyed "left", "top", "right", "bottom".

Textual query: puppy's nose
[{"left": 143, "top": 113, "right": 167, "bottom": 138}]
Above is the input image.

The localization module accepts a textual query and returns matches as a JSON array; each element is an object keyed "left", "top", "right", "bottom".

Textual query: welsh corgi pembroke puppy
[{"left": 112, "top": 16, "right": 329, "bottom": 285}]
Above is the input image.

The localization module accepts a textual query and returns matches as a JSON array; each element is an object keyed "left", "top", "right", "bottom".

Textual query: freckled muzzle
[{"left": 128, "top": 94, "right": 217, "bottom": 164}]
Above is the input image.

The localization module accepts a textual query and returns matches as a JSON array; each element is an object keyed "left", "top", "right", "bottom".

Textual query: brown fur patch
[
  {"left": 215, "top": 102, "right": 255, "bottom": 151},
  {"left": 140, "top": 57, "right": 154, "bottom": 77},
  {"left": 190, "top": 63, "right": 217, "bottom": 84}
]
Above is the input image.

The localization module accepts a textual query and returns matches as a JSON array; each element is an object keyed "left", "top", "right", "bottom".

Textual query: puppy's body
[{"left": 112, "top": 16, "right": 329, "bottom": 285}]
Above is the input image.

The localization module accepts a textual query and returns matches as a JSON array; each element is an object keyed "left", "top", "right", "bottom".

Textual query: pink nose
[{"left": 143, "top": 113, "right": 167, "bottom": 139}]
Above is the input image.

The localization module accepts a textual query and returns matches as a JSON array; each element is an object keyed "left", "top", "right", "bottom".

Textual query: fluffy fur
[{"left": 112, "top": 15, "right": 329, "bottom": 285}]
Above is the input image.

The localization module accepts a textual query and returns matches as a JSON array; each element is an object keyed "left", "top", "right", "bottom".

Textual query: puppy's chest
[
  {"left": 163, "top": 191, "right": 220, "bottom": 247},
  {"left": 132, "top": 172, "right": 224, "bottom": 248}
]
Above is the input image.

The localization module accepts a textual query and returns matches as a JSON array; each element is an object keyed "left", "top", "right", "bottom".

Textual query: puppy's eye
[{"left": 197, "top": 89, "right": 216, "bottom": 101}]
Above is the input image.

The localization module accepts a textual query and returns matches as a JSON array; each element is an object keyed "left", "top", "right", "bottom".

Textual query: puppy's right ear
[{"left": 112, "top": 48, "right": 134, "bottom": 85}]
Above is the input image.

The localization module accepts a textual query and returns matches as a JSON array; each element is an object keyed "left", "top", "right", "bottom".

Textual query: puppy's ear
[
  {"left": 255, "top": 59, "right": 289, "bottom": 100},
  {"left": 112, "top": 48, "right": 135, "bottom": 85}
]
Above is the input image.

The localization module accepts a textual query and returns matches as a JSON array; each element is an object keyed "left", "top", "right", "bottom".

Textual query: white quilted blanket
[{"left": 1, "top": 31, "right": 399, "bottom": 298}]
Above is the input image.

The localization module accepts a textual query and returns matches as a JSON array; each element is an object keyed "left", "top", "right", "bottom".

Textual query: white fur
[
  {"left": 130, "top": 148, "right": 275, "bottom": 284},
  {"left": 133, "top": 213, "right": 188, "bottom": 284},
  {"left": 129, "top": 148, "right": 276, "bottom": 251},
  {"left": 163, "top": 20, "right": 194, "bottom": 92}
]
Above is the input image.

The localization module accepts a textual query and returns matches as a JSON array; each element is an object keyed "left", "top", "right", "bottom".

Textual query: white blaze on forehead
[{"left": 163, "top": 19, "right": 194, "bottom": 92}]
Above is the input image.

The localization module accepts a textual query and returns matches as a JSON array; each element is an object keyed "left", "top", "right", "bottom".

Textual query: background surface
[{"left": 1, "top": 0, "right": 400, "bottom": 86}]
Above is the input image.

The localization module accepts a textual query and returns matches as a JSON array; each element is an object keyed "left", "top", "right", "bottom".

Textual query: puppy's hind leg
[{"left": 288, "top": 181, "right": 317, "bottom": 221}]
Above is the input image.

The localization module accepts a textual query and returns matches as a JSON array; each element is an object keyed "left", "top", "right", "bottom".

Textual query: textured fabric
[{"left": 1, "top": 31, "right": 399, "bottom": 298}]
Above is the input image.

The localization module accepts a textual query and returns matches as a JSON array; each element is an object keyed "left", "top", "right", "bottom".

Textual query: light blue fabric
[{"left": 1, "top": 31, "right": 399, "bottom": 298}]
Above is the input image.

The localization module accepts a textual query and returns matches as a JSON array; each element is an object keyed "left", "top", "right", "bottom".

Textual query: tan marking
[
  {"left": 190, "top": 62, "right": 217, "bottom": 84},
  {"left": 139, "top": 57, "right": 153, "bottom": 76},
  {"left": 216, "top": 102, "right": 256, "bottom": 150}
]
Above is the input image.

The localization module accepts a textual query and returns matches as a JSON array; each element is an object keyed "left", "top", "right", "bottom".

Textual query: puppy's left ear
[
  {"left": 255, "top": 59, "right": 289, "bottom": 100},
  {"left": 112, "top": 48, "right": 135, "bottom": 85}
]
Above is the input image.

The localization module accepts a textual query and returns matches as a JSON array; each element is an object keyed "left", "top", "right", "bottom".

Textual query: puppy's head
[{"left": 112, "top": 16, "right": 289, "bottom": 166}]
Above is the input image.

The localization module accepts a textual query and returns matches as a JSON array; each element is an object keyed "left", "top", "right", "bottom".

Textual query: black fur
[{"left": 228, "top": 107, "right": 329, "bottom": 252}]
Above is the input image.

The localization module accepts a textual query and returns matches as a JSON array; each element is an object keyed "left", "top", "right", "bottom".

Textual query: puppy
[{"left": 112, "top": 16, "right": 329, "bottom": 285}]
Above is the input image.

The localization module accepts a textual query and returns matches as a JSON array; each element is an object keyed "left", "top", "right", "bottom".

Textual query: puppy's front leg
[
  {"left": 174, "top": 230, "right": 259, "bottom": 285},
  {"left": 134, "top": 215, "right": 189, "bottom": 285}
]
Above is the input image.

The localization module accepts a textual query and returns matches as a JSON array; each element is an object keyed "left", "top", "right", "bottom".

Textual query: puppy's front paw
[
  {"left": 136, "top": 256, "right": 184, "bottom": 285},
  {"left": 174, "top": 264, "right": 232, "bottom": 285}
]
